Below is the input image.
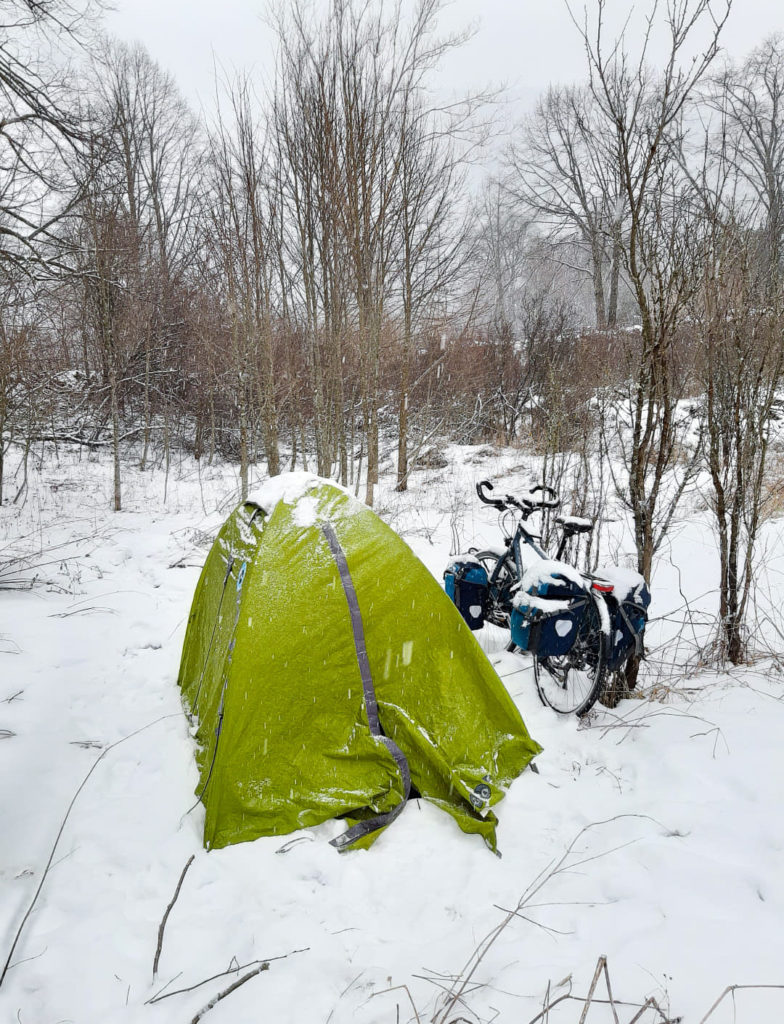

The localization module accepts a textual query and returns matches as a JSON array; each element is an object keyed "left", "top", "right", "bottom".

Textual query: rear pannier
[
  {"left": 597, "top": 567, "right": 651, "bottom": 670},
  {"left": 444, "top": 557, "right": 489, "bottom": 630},
  {"left": 510, "top": 565, "right": 588, "bottom": 657}
]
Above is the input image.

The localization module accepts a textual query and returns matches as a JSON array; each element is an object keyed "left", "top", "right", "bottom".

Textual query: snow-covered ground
[{"left": 1, "top": 445, "right": 783, "bottom": 1023}]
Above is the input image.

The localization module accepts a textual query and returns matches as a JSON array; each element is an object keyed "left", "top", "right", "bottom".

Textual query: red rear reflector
[{"left": 591, "top": 581, "right": 614, "bottom": 593}]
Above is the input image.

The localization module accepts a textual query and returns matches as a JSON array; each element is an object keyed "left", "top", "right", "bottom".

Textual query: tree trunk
[
  {"left": 607, "top": 222, "right": 622, "bottom": 328},
  {"left": 590, "top": 233, "right": 607, "bottom": 329},
  {"left": 139, "top": 330, "right": 151, "bottom": 471},
  {"left": 109, "top": 343, "right": 122, "bottom": 513}
]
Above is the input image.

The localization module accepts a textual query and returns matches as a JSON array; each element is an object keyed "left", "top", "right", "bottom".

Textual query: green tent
[{"left": 178, "top": 474, "right": 540, "bottom": 853}]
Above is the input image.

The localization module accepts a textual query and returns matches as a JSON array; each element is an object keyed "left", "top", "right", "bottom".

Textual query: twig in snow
[
  {"left": 49, "top": 606, "right": 119, "bottom": 618},
  {"left": 146, "top": 949, "right": 308, "bottom": 1004},
  {"left": 325, "top": 969, "right": 365, "bottom": 1024},
  {"left": 189, "top": 962, "right": 269, "bottom": 1024},
  {"left": 146, "top": 970, "right": 183, "bottom": 1003},
  {"left": 152, "top": 854, "right": 195, "bottom": 980},
  {"left": 527, "top": 958, "right": 676, "bottom": 1024},
  {"left": 431, "top": 816, "right": 666, "bottom": 1024},
  {"left": 541, "top": 979, "right": 551, "bottom": 1024},
  {"left": 697, "top": 984, "right": 784, "bottom": 1023},
  {"left": 0, "top": 714, "right": 180, "bottom": 989},
  {"left": 2, "top": 948, "right": 47, "bottom": 970},
  {"left": 577, "top": 956, "right": 618, "bottom": 1024},
  {"left": 368, "top": 984, "right": 423, "bottom": 1024},
  {"left": 275, "top": 835, "right": 314, "bottom": 854},
  {"left": 526, "top": 992, "right": 571, "bottom": 1024},
  {"left": 626, "top": 996, "right": 675, "bottom": 1023}
]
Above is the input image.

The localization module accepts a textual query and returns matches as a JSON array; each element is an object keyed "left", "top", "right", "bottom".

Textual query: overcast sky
[{"left": 105, "top": 0, "right": 784, "bottom": 120}]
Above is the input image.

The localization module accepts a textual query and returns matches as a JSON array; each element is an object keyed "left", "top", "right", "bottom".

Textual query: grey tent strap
[
  {"left": 330, "top": 737, "right": 411, "bottom": 850},
  {"left": 321, "top": 522, "right": 380, "bottom": 732},
  {"left": 321, "top": 521, "right": 411, "bottom": 850}
]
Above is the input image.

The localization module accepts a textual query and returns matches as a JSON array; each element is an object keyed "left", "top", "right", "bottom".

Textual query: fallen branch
[
  {"left": 189, "top": 962, "right": 269, "bottom": 1024},
  {"left": 152, "top": 854, "right": 195, "bottom": 980}
]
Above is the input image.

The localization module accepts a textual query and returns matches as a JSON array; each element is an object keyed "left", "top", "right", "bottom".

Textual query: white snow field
[{"left": 1, "top": 445, "right": 783, "bottom": 1024}]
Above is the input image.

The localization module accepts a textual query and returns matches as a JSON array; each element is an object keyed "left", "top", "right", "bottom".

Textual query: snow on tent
[{"left": 177, "top": 473, "right": 541, "bottom": 853}]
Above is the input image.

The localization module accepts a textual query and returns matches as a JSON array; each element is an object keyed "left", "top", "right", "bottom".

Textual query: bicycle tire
[
  {"left": 474, "top": 549, "right": 516, "bottom": 628},
  {"left": 533, "top": 591, "right": 607, "bottom": 716}
]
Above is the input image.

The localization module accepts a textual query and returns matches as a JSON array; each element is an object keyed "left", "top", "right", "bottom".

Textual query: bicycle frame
[{"left": 486, "top": 517, "right": 545, "bottom": 588}]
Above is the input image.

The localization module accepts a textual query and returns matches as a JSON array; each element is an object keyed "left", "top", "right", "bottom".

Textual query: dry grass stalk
[
  {"left": 697, "top": 983, "right": 784, "bottom": 1023},
  {"left": 0, "top": 714, "right": 180, "bottom": 991},
  {"left": 430, "top": 816, "right": 663, "bottom": 1024},
  {"left": 530, "top": 956, "right": 677, "bottom": 1024},
  {"left": 369, "top": 984, "right": 423, "bottom": 1024}
]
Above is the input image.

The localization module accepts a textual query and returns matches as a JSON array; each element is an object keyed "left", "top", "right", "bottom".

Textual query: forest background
[{"left": 3, "top": 0, "right": 784, "bottom": 671}]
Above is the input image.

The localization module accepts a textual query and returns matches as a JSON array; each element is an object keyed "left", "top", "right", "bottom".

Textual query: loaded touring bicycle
[{"left": 445, "top": 481, "right": 650, "bottom": 715}]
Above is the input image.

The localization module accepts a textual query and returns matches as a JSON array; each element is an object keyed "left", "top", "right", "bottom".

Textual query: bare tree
[
  {"left": 568, "top": 0, "right": 732, "bottom": 582},
  {"left": 505, "top": 84, "right": 625, "bottom": 329},
  {"left": 93, "top": 39, "right": 203, "bottom": 470},
  {"left": 271, "top": 20, "right": 346, "bottom": 480},
  {"left": 0, "top": 276, "right": 29, "bottom": 503},
  {"left": 690, "top": 71, "right": 784, "bottom": 664},
  {"left": 707, "top": 35, "right": 784, "bottom": 291},
  {"left": 272, "top": 0, "right": 475, "bottom": 505},
  {"left": 0, "top": 0, "right": 100, "bottom": 275},
  {"left": 393, "top": 85, "right": 474, "bottom": 491},
  {"left": 208, "top": 76, "right": 281, "bottom": 496}
]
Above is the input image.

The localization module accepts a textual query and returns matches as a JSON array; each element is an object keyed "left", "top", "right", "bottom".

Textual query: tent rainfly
[{"left": 178, "top": 473, "right": 541, "bottom": 852}]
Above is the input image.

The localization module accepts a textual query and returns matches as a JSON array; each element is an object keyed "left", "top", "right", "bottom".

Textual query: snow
[
  {"left": 247, "top": 470, "right": 322, "bottom": 515},
  {"left": 560, "top": 514, "right": 593, "bottom": 529},
  {"left": 596, "top": 564, "right": 648, "bottom": 599},
  {"left": 248, "top": 471, "right": 364, "bottom": 528},
  {"left": 512, "top": 589, "right": 572, "bottom": 614},
  {"left": 446, "top": 551, "right": 482, "bottom": 566},
  {"left": 291, "top": 494, "right": 319, "bottom": 528},
  {"left": 518, "top": 556, "right": 588, "bottom": 594},
  {"left": 1, "top": 443, "right": 784, "bottom": 1022}
]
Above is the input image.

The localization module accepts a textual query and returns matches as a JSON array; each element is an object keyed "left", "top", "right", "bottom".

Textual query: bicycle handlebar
[
  {"left": 526, "top": 484, "right": 560, "bottom": 509},
  {"left": 476, "top": 479, "right": 507, "bottom": 511},
  {"left": 476, "top": 479, "right": 561, "bottom": 514}
]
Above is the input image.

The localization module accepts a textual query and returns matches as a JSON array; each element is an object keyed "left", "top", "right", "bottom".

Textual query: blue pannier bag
[
  {"left": 599, "top": 569, "right": 651, "bottom": 671},
  {"left": 510, "top": 569, "right": 588, "bottom": 657},
  {"left": 444, "top": 558, "right": 488, "bottom": 630}
]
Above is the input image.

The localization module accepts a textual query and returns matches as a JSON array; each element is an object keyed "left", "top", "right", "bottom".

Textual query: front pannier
[{"left": 444, "top": 558, "right": 489, "bottom": 630}]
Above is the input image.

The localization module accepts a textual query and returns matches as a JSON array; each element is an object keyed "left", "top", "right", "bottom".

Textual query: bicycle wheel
[
  {"left": 533, "top": 592, "right": 607, "bottom": 715},
  {"left": 474, "top": 549, "right": 516, "bottom": 627}
]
